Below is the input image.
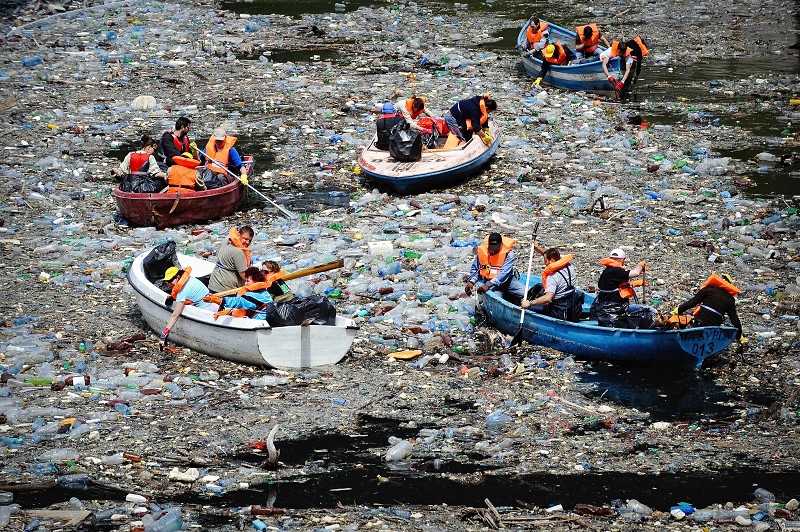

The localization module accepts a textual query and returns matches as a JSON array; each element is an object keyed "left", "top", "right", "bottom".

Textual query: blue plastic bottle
[{"left": 21, "top": 56, "right": 42, "bottom": 68}]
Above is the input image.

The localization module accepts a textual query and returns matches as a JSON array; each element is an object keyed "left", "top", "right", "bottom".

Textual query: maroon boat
[{"left": 113, "top": 156, "right": 253, "bottom": 228}]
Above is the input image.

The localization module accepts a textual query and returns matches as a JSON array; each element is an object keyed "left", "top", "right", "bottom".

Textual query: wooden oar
[{"left": 212, "top": 259, "right": 344, "bottom": 297}]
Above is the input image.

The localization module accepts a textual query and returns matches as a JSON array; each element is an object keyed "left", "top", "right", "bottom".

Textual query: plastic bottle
[
  {"left": 0, "top": 491, "right": 12, "bottom": 503},
  {"left": 626, "top": 499, "right": 653, "bottom": 516},
  {"left": 385, "top": 440, "right": 413, "bottom": 461},
  {"left": 754, "top": 487, "right": 776, "bottom": 503},
  {"left": 39, "top": 448, "right": 79, "bottom": 462},
  {"left": 144, "top": 507, "right": 182, "bottom": 532},
  {"left": 485, "top": 409, "right": 512, "bottom": 432},
  {"left": 378, "top": 261, "right": 402, "bottom": 277},
  {"left": 56, "top": 473, "right": 91, "bottom": 489},
  {"left": 407, "top": 355, "right": 433, "bottom": 370},
  {"left": 21, "top": 55, "right": 43, "bottom": 67},
  {"left": 114, "top": 403, "right": 131, "bottom": 416}
]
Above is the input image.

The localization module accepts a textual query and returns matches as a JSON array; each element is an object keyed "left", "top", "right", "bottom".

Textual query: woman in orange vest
[
  {"left": 531, "top": 42, "right": 575, "bottom": 86},
  {"left": 111, "top": 134, "right": 167, "bottom": 181},
  {"left": 522, "top": 248, "right": 583, "bottom": 321},
  {"left": 589, "top": 248, "right": 647, "bottom": 327},
  {"left": 672, "top": 273, "right": 745, "bottom": 344},
  {"left": 464, "top": 232, "right": 526, "bottom": 304},
  {"left": 574, "top": 23, "right": 610, "bottom": 60},
  {"left": 393, "top": 96, "right": 434, "bottom": 132},
  {"left": 261, "top": 260, "right": 296, "bottom": 303}
]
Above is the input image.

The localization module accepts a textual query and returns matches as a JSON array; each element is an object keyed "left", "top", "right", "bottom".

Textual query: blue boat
[
  {"left": 517, "top": 20, "right": 621, "bottom": 93},
  {"left": 358, "top": 121, "right": 501, "bottom": 195},
  {"left": 480, "top": 274, "right": 739, "bottom": 371}
]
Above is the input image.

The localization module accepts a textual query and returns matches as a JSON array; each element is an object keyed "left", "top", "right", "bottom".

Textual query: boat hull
[
  {"left": 358, "top": 122, "right": 501, "bottom": 195},
  {"left": 127, "top": 250, "right": 358, "bottom": 368},
  {"left": 480, "top": 275, "right": 738, "bottom": 371},
  {"left": 518, "top": 21, "right": 621, "bottom": 94},
  {"left": 112, "top": 156, "right": 253, "bottom": 228}
]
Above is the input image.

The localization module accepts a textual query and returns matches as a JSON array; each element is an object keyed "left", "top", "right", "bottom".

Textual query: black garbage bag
[
  {"left": 121, "top": 173, "right": 167, "bottom": 194},
  {"left": 142, "top": 241, "right": 180, "bottom": 285},
  {"left": 626, "top": 305, "right": 657, "bottom": 329},
  {"left": 389, "top": 121, "right": 422, "bottom": 162},
  {"left": 199, "top": 168, "right": 229, "bottom": 190},
  {"left": 301, "top": 295, "right": 337, "bottom": 325},
  {"left": 261, "top": 302, "right": 301, "bottom": 327},
  {"left": 589, "top": 298, "right": 628, "bottom": 328},
  {"left": 526, "top": 283, "right": 545, "bottom": 301}
]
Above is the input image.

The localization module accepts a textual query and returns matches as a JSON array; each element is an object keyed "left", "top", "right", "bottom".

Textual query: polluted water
[{"left": 0, "top": 0, "right": 799, "bottom": 530}]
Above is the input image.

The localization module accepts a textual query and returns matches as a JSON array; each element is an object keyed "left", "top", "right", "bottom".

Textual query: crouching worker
[
  {"left": 160, "top": 266, "right": 219, "bottom": 349},
  {"left": 166, "top": 164, "right": 206, "bottom": 193},
  {"left": 672, "top": 273, "right": 746, "bottom": 345},
  {"left": 465, "top": 232, "right": 526, "bottom": 305},
  {"left": 522, "top": 248, "right": 583, "bottom": 321},
  {"left": 205, "top": 267, "right": 276, "bottom": 321}
]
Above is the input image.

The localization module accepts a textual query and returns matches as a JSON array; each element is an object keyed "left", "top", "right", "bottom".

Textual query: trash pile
[{"left": 0, "top": 0, "right": 799, "bottom": 529}]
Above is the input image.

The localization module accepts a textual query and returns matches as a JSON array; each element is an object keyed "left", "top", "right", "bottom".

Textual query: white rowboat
[{"left": 127, "top": 249, "right": 358, "bottom": 368}]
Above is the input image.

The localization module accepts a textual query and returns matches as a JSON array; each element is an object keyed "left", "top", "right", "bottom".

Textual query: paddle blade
[{"left": 508, "top": 326, "right": 524, "bottom": 347}]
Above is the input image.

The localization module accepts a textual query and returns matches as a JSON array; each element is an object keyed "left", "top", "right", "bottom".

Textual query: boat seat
[{"left": 442, "top": 134, "right": 461, "bottom": 149}]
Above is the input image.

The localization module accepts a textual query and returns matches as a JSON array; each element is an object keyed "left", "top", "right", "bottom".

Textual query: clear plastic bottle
[
  {"left": 754, "top": 487, "right": 776, "bottom": 503},
  {"left": 385, "top": 440, "right": 413, "bottom": 461}
]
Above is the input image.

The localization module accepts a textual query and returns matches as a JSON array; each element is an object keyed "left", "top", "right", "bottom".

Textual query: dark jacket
[
  {"left": 677, "top": 285, "right": 743, "bottom": 338},
  {"left": 157, "top": 131, "right": 190, "bottom": 167},
  {"left": 448, "top": 96, "right": 487, "bottom": 136}
]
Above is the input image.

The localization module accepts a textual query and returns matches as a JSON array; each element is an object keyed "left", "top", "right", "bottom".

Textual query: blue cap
[{"left": 381, "top": 103, "right": 395, "bottom": 114}]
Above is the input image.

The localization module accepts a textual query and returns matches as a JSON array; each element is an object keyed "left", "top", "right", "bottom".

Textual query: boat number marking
[{"left": 681, "top": 328, "right": 725, "bottom": 356}]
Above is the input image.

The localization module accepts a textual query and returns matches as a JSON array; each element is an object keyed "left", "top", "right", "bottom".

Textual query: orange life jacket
[
  {"left": 404, "top": 97, "right": 426, "bottom": 120},
  {"left": 204, "top": 135, "right": 237, "bottom": 175},
  {"left": 235, "top": 281, "right": 271, "bottom": 296},
  {"left": 465, "top": 98, "right": 489, "bottom": 133},
  {"left": 667, "top": 314, "right": 693, "bottom": 326},
  {"left": 476, "top": 236, "right": 516, "bottom": 280},
  {"left": 228, "top": 227, "right": 252, "bottom": 267},
  {"left": 576, "top": 23, "right": 600, "bottom": 53},
  {"left": 541, "top": 254, "right": 574, "bottom": 288},
  {"left": 129, "top": 151, "right": 150, "bottom": 173},
  {"left": 544, "top": 41, "right": 568, "bottom": 65},
  {"left": 599, "top": 257, "right": 634, "bottom": 299},
  {"left": 526, "top": 21, "right": 549, "bottom": 46},
  {"left": 609, "top": 40, "right": 631, "bottom": 58},
  {"left": 167, "top": 165, "right": 197, "bottom": 193},
  {"left": 265, "top": 270, "right": 286, "bottom": 285},
  {"left": 172, "top": 155, "right": 200, "bottom": 168},
  {"left": 699, "top": 273, "right": 741, "bottom": 296},
  {"left": 169, "top": 266, "right": 193, "bottom": 302},
  {"left": 632, "top": 36, "right": 650, "bottom": 57}
]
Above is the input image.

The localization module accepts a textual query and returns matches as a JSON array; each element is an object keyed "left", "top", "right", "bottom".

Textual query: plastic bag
[
  {"left": 199, "top": 168, "right": 229, "bottom": 190},
  {"left": 300, "top": 295, "right": 337, "bottom": 325},
  {"left": 120, "top": 172, "right": 167, "bottom": 193},
  {"left": 389, "top": 121, "right": 422, "bottom": 162},
  {"left": 142, "top": 241, "right": 179, "bottom": 284}
]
